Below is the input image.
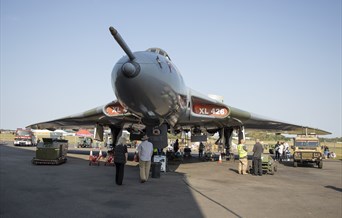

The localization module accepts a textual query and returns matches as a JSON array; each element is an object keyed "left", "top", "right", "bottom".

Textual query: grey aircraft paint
[{"left": 28, "top": 27, "right": 331, "bottom": 149}]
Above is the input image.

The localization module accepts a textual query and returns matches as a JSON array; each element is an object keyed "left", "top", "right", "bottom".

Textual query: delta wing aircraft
[{"left": 28, "top": 27, "right": 331, "bottom": 150}]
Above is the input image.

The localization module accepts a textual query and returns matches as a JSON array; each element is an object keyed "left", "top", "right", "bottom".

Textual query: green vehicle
[
  {"left": 261, "top": 154, "right": 277, "bottom": 175},
  {"left": 32, "top": 138, "right": 68, "bottom": 165},
  {"left": 250, "top": 154, "right": 277, "bottom": 175},
  {"left": 292, "top": 134, "right": 323, "bottom": 168}
]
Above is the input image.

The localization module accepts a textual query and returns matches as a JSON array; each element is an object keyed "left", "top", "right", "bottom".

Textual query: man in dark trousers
[
  {"left": 114, "top": 136, "right": 128, "bottom": 185},
  {"left": 199, "top": 142, "right": 205, "bottom": 158},
  {"left": 252, "top": 139, "right": 264, "bottom": 176}
]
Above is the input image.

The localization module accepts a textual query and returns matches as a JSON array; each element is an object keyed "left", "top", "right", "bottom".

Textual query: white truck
[{"left": 13, "top": 128, "right": 37, "bottom": 146}]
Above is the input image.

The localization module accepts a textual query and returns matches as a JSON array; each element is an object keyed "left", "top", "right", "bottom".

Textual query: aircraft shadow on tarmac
[{"left": 1, "top": 144, "right": 212, "bottom": 218}]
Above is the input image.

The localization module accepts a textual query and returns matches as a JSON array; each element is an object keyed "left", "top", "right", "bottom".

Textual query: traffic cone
[
  {"left": 89, "top": 150, "right": 93, "bottom": 164},
  {"left": 218, "top": 154, "right": 222, "bottom": 164}
]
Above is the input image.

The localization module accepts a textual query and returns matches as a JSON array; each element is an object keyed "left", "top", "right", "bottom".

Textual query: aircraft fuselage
[{"left": 111, "top": 50, "right": 188, "bottom": 126}]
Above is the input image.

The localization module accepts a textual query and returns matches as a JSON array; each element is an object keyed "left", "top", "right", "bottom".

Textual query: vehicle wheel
[
  {"left": 318, "top": 161, "right": 323, "bottom": 169},
  {"left": 293, "top": 161, "right": 298, "bottom": 167}
]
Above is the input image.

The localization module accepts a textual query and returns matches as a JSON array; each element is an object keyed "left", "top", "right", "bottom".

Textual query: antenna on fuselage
[{"left": 109, "top": 26, "right": 135, "bottom": 61}]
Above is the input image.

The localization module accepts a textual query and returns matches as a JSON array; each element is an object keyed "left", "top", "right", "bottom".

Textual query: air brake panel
[
  {"left": 104, "top": 102, "right": 127, "bottom": 116},
  {"left": 192, "top": 103, "right": 229, "bottom": 118}
]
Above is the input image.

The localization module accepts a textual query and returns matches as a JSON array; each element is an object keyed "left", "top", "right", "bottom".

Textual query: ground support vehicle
[
  {"left": 249, "top": 154, "right": 277, "bottom": 175},
  {"left": 261, "top": 154, "right": 277, "bottom": 175},
  {"left": 292, "top": 134, "right": 323, "bottom": 169},
  {"left": 32, "top": 138, "right": 68, "bottom": 165}
]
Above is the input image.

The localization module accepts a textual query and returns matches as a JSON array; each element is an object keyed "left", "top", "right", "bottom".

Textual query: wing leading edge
[
  {"left": 184, "top": 89, "right": 331, "bottom": 135},
  {"left": 27, "top": 101, "right": 138, "bottom": 131},
  {"left": 28, "top": 92, "right": 331, "bottom": 136}
]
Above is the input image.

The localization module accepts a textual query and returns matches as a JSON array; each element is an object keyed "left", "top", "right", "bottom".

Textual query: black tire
[
  {"left": 318, "top": 161, "right": 323, "bottom": 169},
  {"left": 293, "top": 161, "right": 298, "bottom": 167}
]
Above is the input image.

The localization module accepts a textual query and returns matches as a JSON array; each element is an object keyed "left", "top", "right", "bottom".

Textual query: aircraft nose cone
[{"left": 122, "top": 62, "right": 140, "bottom": 78}]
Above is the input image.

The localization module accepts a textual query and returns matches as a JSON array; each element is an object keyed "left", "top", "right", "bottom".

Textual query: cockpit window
[
  {"left": 146, "top": 47, "right": 171, "bottom": 61},
  {"left": 159, "top": 50, "right": 165, "bottom": 56}
]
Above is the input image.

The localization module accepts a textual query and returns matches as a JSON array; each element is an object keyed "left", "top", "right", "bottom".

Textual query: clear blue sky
[{"left": 1, "top": 0, "right": 341, "bottom": 137}]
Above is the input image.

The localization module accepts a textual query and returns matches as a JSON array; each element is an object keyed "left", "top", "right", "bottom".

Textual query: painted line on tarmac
[{"left": 182, "top": 177, "right": 242, "bottom": 218}]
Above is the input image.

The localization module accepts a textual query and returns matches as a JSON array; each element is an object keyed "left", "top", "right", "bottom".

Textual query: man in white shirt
[
  {"left": 283, "top": 142, "right": 290, "bottom": 160},
  {"left": 137, "top": 135, "right": 153, "bottom": 183},
  {"left": 278, "top": 142, "right": 284, "bottom": 162}
]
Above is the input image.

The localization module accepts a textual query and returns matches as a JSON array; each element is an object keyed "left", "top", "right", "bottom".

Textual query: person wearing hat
[
  {"left": 137, "top": 135, "right": 153, "bottom": 183},
  {"left": 114, "top": 136, "right": 128, "bottom": 185}
]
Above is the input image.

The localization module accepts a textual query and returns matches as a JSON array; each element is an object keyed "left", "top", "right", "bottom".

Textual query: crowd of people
[
  {"left": 274, "top": 141, "right": 291, "bottom": 162},
  {"left": 113, "top": 137, "right": 209, "bottom": 185},
  {"left": 322, "top": 145, "right": 336, "bottom": 159},
  {"left": 166, "top": 140, "right": 212, "bottom": 160},
  {"left": 112, "top": 136, "right": 337, "bottom": 185}
]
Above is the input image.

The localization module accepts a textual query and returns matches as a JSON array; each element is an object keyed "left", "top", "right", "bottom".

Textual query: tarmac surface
[{"left": 0, "top": 142, "right": 341, "bottom": 218}]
